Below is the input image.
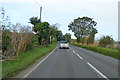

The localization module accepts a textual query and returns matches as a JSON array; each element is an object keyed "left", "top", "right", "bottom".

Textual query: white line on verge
[
  {"left": 87, "top": 62, "right": 109, "bottom": 80},
  {"left": 76, "top": 54, "right": 83, "bottom": 59},
  {"left": 23, "top": 47, "right": 57, "bottom": 78}
]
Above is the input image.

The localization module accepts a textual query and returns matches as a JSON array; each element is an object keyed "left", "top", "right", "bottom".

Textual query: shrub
[
  {"left": 99, "top": 35, "right": 114, "bottom": 48},
  {"left": 2, "top": 23, "right": 34, "bottom": 59},
  {"left": 32, "top": 35, "right": 40, "bottom": 47}
]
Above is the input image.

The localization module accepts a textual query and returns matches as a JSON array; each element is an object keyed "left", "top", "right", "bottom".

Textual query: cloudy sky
[{"left": 0, "top": 0, "right": 119, "bottom": 41}]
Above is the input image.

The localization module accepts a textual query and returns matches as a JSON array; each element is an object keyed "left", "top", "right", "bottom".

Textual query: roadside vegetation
[
  {"left": 69, "top": 17, "right": 119, "bottom": 60},
  {"left": 71, "top": 43, "right": 119, "bottom": 60},
  {"left": 70, "top": 35, "right": 119, "bottom": 60},
  {"left": 2, "top": 43, "right": 57, "bottom": 78}
]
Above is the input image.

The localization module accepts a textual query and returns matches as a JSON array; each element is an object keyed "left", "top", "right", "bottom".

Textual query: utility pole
[
  {"left": 40, "top": 7, "right": 42, "bottom": 22},
  {"left": 32, "top": 0, "right": 42, "bottom": 22},
  {"left": 118, "top": 1, "right": 120, "bottom": 41}
]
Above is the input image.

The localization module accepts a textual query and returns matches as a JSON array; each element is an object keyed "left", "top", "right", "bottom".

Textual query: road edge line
[
  {"left": 23, "top": 46, "right": 57, "bottom": 78},
  {"left": 87, "top": 62, "right": 109, "bottom": 80}
]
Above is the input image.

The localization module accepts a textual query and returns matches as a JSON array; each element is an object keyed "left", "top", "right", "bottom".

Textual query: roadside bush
[
  {"left": 32, "top": 35, "right": 40, "bottom": 47},
  {"left": 2, "top": 23, "right": 34, "bottom": 59},
  {"left": 99, "top": 35, "right": 114, "bottom": 48},
  {"left": 2, "top": 30, "right": 12, "bottom": 58}
]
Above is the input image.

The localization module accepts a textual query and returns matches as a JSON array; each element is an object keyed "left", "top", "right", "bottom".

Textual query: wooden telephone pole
[{"left": 40, "top": 7, "right": 42, "bottom": 22}]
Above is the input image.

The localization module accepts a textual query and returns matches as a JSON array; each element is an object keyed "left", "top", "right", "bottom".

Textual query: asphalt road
[{"left": 24, "top": 45, "right": 118, "bottom": 79}]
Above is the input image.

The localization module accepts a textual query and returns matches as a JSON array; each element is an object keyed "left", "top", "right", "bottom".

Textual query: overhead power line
[{"left": 32, "top": 0, "right": 41, "bottom": 6}]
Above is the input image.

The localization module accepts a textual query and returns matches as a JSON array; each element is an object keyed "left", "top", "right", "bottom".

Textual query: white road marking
[
  {"left": 23, "top": 47, "right": 57, "bottom": 78},
  {"left": 76, "top": 54, "right": 83, "bottom": 59},
  {"left": 69, "top": 47, "right": 72, "bottom": 50},
  {"left": 87, "top": 62, "right": 109, "bottom": 80},
  {"left": 73, "top": 50, "right": 75, "bottom": 53},
  {"left": 70, "top": 46, "right": 109, "bottom": 79},
  {"left": 69, "top": 47, "right": 75, "bottom": 53},
  {"left": 70, "top": 47, "right": 83, "bottom": 59}
]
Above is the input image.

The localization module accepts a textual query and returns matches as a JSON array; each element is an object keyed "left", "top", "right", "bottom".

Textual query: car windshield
[{"left": 60, "top": 41, "right": 68, "bottom": 44}]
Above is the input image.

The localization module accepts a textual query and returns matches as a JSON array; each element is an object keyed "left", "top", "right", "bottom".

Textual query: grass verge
[
  {"left": 71, "top": 43, "right": 119, "bottom": 60},
  {"left": 2, "top": 43, "right": 57, "bottom": 78}
]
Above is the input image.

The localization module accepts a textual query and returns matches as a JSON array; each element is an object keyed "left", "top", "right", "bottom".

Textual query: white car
[{"left": 59, "top": 41, "right": 69, "bottom": 49}]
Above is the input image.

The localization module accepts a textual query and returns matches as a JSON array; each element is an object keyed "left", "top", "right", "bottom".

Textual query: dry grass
[
  {"left": 87, "top": 43, "right": 98, "bottom": 47},
  {"left": 70, "top": 39, "right": 119, "bottom": 49}
]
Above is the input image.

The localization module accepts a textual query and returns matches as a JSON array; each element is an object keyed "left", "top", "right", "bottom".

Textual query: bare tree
[{"left": 10, "top": 24, "right": 34, "bottom": 56}]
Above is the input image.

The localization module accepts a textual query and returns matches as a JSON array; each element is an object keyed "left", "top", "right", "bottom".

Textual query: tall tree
[
  {"left": 68, "top": 17, "right": 97, "bottom": 43},
  {"left": 34, "top": 22, "right": 50, "bottom": 45}
]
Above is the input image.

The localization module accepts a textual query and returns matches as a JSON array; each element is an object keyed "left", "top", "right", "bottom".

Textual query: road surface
[{"left": 23, "top": 45, "right": 118, "bottom": 79}]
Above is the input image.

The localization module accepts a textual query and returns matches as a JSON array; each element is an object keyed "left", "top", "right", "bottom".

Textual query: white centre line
[
  {"left": 69, "top": 46, "right": 109, "bottom": 79},
  {"left": 87, "top": 62, "right": 109, "bottom": 80},
  {"left": 23, "top": 47, "right": 57, "bottom": 78},
  {"left": 69, "top": 47, "right": 75, "bottom": 53},
  {"left": 70, "top": 47, "right": 83, "bottom": 59},
  {"left": 76, "top": 54, "right": 83, "bottom": 59}
]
